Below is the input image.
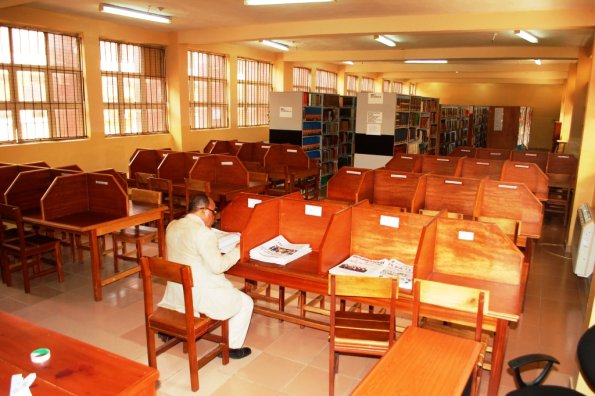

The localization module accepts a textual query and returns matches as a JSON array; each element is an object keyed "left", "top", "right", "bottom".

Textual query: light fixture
[
  {"left": 245, "top": 0, "right": 335, "bottom": 4},
  {"left": 405, "top": 60, "right": 448, "bottom": 64},
  {"left": 514, "top": 30, "right": 538, "bottom": 44},
  {"left": 99, "top": 4, "right": 171, "bottom": 24},
  {"left": 374, "top": 35, "right": 396, "bottom": 47},
  {"left": 534, "top": 59, "right": 542, "bottom": 65},
  {"left": 342, "top": 61, "right": 354, "bottom": 65},
  {"left": 261, "top": 40, "right": 289, "bottom": 51}
]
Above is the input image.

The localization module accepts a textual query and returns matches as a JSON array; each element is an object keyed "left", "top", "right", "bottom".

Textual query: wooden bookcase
[
  {"left": 338, "top": 95, "right": 356, "bottom": 168},
  {"left": 439, "top": 105, "right": 489, "bottom": 155},
  {"left": 320, "top": 94, "right": 340, "bottom": 187}
]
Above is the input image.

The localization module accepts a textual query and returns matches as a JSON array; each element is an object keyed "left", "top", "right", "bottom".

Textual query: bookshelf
[
  {"left": 338, "top": 95, "right": 356, "bottom": 168},
  {"left": 320, "top": 93, "right": 340, "bottom": 187},
  {"left": 472, "top": 106, "right": 489, "bottom": 147}
]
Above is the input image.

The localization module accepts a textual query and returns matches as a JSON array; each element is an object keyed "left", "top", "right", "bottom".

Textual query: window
[
  {"left": 315, "top": 69, "right": 337, "bottom": 94},
  {"left": 188, "top": 50, "right": 228, "bottom": 129},
  {"left": 409, "top": 83, "right": 416, "bottom": 95},
  {"left": 0, "top": 26, "right": 85, "bottom": 143},
  {"left": 345, "top": 75, "right": 358, "bottom": 96},
  {"left": 393, "top": 81, "right": 403, "bottom": 94},
  {"left": 292, "top": 66, "right": 310, "bottom": 92},
  {"left": 361, "top": 77, "right": 375, "bottom": 93},
  {"left": 383, "top": 79, "right": 391, "bottom": 92},
  {"left": 237, "top": 57, "right": 272, "bottom": 127},
  {"left": 100, "top": 40, "right": 167, "bottom": 135}
]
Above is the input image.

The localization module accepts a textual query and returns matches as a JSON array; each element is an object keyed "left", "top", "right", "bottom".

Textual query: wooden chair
[
  {"left": 328, "top": 274, "right": 398, "bottom": 396},
  {"left": 111, "top": 188, "right": 161, "bottom": 273},
  {"left": 0, "top": 203, "right": 64, "bottom": 293},
  {"left": 134, "top": 171, "right": 155, "bottom": 189},
  {"left": 148, "top": 176, "right": 186, "bottom": 223},
  {"left": 140, "top": 256, "right": 229, "bottom": 392},
  {"left": 412, "top": 279, "right": 489, "bottom": 396},
  {"left": 184, "top": 178, "right": 211, "bottom": 212}
]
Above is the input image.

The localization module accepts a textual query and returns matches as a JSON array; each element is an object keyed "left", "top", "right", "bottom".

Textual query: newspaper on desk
[
  {"left": 249, "top": 235, "right": 312, "bottom": 265},
  {"left": 329, "top": 255, "right": 413, "bottom": 290},
  {"left": 211, "top": 228, "right": 241, "bottom": 254}
]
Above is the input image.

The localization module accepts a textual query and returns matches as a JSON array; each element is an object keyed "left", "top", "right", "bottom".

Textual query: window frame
[
  {"left": 315, "top": 69, "right": 337, "bottom": 94},
  {"left": 236, "top": 57, "right": 272, "bottom": 127}
]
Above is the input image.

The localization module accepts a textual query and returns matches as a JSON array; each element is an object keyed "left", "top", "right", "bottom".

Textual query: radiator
[{"left": 571, "top": 203, "right": 595, "bottom": 277}]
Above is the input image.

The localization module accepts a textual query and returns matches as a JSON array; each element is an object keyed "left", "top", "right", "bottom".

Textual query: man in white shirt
[{"left": 158, "top": 193, "right": 253, "bottom": 359}]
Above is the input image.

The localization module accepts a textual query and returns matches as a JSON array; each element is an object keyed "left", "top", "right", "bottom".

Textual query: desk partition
[
  {"left": 511, "top": 150, "right": 548, "bottom": 172},
  {"left": 325, "top": 167, "right": 374, "bottom": 203},
  {"left": 237, "top": 142, "right": 271, "bottom": 172},
  {"left": 157, "top": 151, "right": 203, "bottom": 184},
  {"left": 129, "top": 148, "right": 173, "bottom": 179},
  {"left": 475, "top": 148, "right": 511, "bottom": 161},
  {"left": 189, "top": 154, "right": 250, "bottom": 185},
  {"left": 449, "top": 146, "right": 476, "bottom": 157},
  {"left": 458, "top": 157, "right": 504, "bottom": 180},
  {"left": 421, "top": 155, "right": 463, "bottom": 175},
  {"left": 0, "top": 165, "right": 44, "bottom": 196},
  {"left": 203, "top": 139, "right": 239, "bottom": 154},
  {"left": 412, "top": 174, "right": 483, "bottom": 219},
  {"left": 383, "top": 153, "right": 423, "bottom": 173},
  {"left": 372, "top": 170, "right": 424, "bottom": 211},
  {"left": 500, "top": 161, "right": 549, "bottom": 201}
]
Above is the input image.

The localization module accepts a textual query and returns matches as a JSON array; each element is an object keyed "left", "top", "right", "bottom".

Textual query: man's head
[{"left": 188, "top": 193, "right": 217, "bottom": 228}]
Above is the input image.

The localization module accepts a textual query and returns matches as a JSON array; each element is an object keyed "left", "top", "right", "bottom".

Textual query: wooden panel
[
  {"left": 239, "top": 198, "right": 281, "bottom": 262},
  {"left": 449, "top": 146, "right": 476, "bottom": 157},
  {"left": 264, "top": 144, "right": 311, "bottom": 169},
  {"left": 459, "top": 158, "right": 504, "bottom": 180},
  {"left": 4, "top": 169, "right": 54, "bottom": 212},
  {"left": 129, "top": 149, "right": 171, "bottom": 178},
  {"left": 326, "top": 167, "right": 374, "bottom": 203},
  {"left": 318, "top": 207, "right": 352, "bottom": 274},
  {"left": 86, "top": 173, "right": 128, "bottom": 216},
  {"left": 383, "top": 153, "right": 422, "bottom": 172},
  {"left": 91, "top": 168, "right": 128, "bottom": 191},
  {"left": 500, "top": 161, "right": 549, "bottom": 200},
  {"left": 237, "top": 142, "right": 270, "bottom": 172},
  {"left": 476, "top": 147, "right": 512, "bottom": 160},
  {"left": 213, "top": 155, "right": 249, "bottom": 185},
  {"left": 421, "top": 155, "right": 463, "bottom": 175},
  {"left": 487, "top": 106, "right": 520, "bottom": 149},
  {"left": 40, "top": 173, "right": 89, "bottom": 219},
  {"left": 372, "top": 170, "right": 423, "bottom": 211},
  {"left": 546, "top": 153, "right": 578, "bottom": 175},
  {"left": 417, "top": 175, "right": 482, "bottom": 218},
  {"left": 511, "top": 150, "right": 548, "bottom": 172},
  {"left": 220, "top": 192, "right": 276, "bottom": 232}
]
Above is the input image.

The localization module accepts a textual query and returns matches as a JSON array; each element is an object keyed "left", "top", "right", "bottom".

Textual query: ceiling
[{"left": 5, "top": 0, "right": 595, "bottom": 84}]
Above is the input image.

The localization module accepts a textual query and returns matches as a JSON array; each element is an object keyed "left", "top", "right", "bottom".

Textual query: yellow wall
[{"left": 417, "top": 82, "right": 563, "bottom": 150}]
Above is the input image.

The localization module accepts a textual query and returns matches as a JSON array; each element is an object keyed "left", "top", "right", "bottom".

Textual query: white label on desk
[
  {"left": 445, "top": 180, "right": 462, "bottom": 185},
  {"left": 525, "top": 153, "right": 537, "bottom": 157},
  {"left": 235, "top": 142, "right": 243, "bottom": 146},
  {"left": 247, "top": 198, "right": 261, "bottom": 208},
  {"left": 401, "top": 156, "right": 413, "bottom": 160},
  {"left": 558, "top": 155, "right": 569, "bottom": 159},
  {"left": 61, "top": 172, "right": 70, "bottom": 176},
  {"left": 498, "top": 184, "right": 517, "bottom": 189},
  {"left": 461, "top": 149, "right": 471, "bottom": 152},
  {"left": 262, "top": 145, "right": 270, "bottom": 149},
  {"left": 95, "top": 180, "right": 108, "bottom": 185},
  {"left": 346, "top": 170, "right": 361, "bottom": 175},
  {"left": 220, "top": 161, "right": 233, "bottom": 166},
  {"left": 476, "top": 162, "right": 490, "bottom": 166},
  {"left": 514, "top": 164, "right": 529, "bottom": 168},
  {"left": 380, "top": 215, "right": 399, "bottom": 228},
  {"left": 490, "top": 152, "right": 502, "bottom": 156},
  {"left": 458, "top": 230, "right": 474, "bottom": 241},
  {"left": 437, "top": 158, "right": 450, "bottom": 162},
  {"left": 391, "top": 174, "right": 407, "bottom": 179},
  {"left": 305, "top": 204, "right": 322, "bottom": 217},
  {"left": 279, "top": 106, "right": 293, "bottom": 118},
  {"left": 192, "top": 156, "right": 199, "bottom": 160},
  {"left": 287, "top": 149, "right": 298, "bottom": 153},
  {"left": 162, "top": 153, "right": 168, "bottom": 158}
]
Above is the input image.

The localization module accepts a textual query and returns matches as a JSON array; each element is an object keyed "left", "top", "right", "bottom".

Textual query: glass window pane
[
  {"left": 54, "top": 108, "right": 82, "bottom": 138},
  {"left": 102, "top": 76, "right": 118, "bottom": 103},
  {"left": 145, "top": 78, "right": 163, "bottom": 104},
  {"left": 19, "top": 109, "right": 49, "bottom": 139},
  {"left": 103, "top": 109, "right": 119, "bottom": 135},
  {"left": 120, "top": 44, "right": 141, "bottom": 73},
  {"left": 147, "top": 108, "right": 165, "bottom": 132},
  {"left": 0, "top": 69, "right": 10, "bottom": 101},
  {"left": 123, "top": 77, "right": 141, "bottom": 103},
  {"left": 12, "top": 28, "right": 46, "bottom": 66},
  {"left": 0, "top": 110, "right": 14, "bottom": 141},
  {"left": 100, "top": 41, "right": 119, "bottom": 72},
  {"left": 48, "top": 34, "right": 79, "bottom": 70},
  {"left": 124, "top": 108, "right": 142, "bottom": 133},
  {"left": 17, "top": 70, "right": 47, "bottom": 102},
  {"left": 0, "top": 27, "right": 10, "bottom": 64},
  {"left": 51, "top": 72, "right": 80, "bottom": 102}
]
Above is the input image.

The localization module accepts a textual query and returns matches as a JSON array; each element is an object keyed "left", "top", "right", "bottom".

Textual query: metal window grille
[
  {"left": 188, "top": 50, "right": 228, "bottom": 129},
  {"left": 237, "top": 57, "right": 272, "bottom": 127},
  {"left": 409, "top": 83, "right": 416, "bottom": 95},
  {"left": 315, "top": 69, "right": 337, "bottom": 94},
  {"left": 345, "top": 75, "right": 358, "bottom": 96},
  {"left": 383, "top": 79, "right": 391, "bottom": 92},
  {"left": 0, "top": 25, "right": 86, "bottom": 144},
  {"left": 292, "top": 66, "right": 310, "bottom": 92},
  {"left": 100, "top": 40, "right": 168, "bottom": 136},
  {"left": 361, "top": 77, "right": 375, "bottom": 93},
  {"left": 393, "top": 81, "right": 403, "bottom": 94}
]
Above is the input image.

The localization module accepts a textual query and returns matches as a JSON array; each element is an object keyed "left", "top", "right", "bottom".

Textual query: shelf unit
[
  {"left": 320, "top": 93, "right": 340, "bottom": 186},
  {"left": 338, "top": 95, "right": 356, "bottom": 168},
  {"left": 472, "top": 106, "right": 489, "bottom": 148}
]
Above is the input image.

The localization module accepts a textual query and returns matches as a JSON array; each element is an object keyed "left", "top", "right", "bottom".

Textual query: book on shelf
[
  {"left": 249, "top": 235, "right": 312, "bottom": 265},
  {"left": 329, "top": 254, "right": 413, "bottom": 290},
  {"left": 211, "top": 228, "right": 241, "bottom": 254}
]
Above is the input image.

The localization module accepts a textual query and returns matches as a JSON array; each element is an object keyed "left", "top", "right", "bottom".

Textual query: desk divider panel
[
  {"left": 237, "top": 142, "right": 270, "bottom": 171},
  {"left": 55, "top": 164, "right": 83, "bottom": 172},
  {"left": 220, "top": 192, "right": 282, "bottom": 232},
  {"left": 449, "top": 147, "right": 476, "bottom": 157},
  {"left": 189, "top": 154, "right": 249, "bottom": 185},
  {"left": 458, "top": 158, "right": 504, "bottom": 180},
  {"left": 383, "top": 153, "right": 422, "bottom": 173},
  {"left": 318, "top": 207, "right": 352, "bottom": 274},
  {"left": 511, "top": 151, "right": 548, "bottom": 172},
  {"left": 157, "top": 152, "right": 200, "bottom": 183},
  {"left": 413, "top": 216, "right": 438, "bottom": 281},
  {"left": 265, "top": 144, "right": 311, "bottom": 169},
  {"left": 40, "top": 173, "right": 90, "bottom": 219},
  {"left": 546, "top": 153, "right": 578, "bottom": 176},
  {"left": 0, "top": 165, "right": 44, "bottom": 196},
  {"left": 230, "top": 141, "right": 245, "bottom": 155},
  {"left": 4, "top": 169, "right": 58, "bottom": 212},
  {"left": 23, "top": 161, "right": 50, "bottom": 167},
  {"left": 129, "top": 149, "right": 172, "bottom": 178},
  {"left": 421, "top": 155, "right": 463, "bottom": 176},
  {"left": 412, "top": 175, "right": 482, "bottom": 218},
  {"left": 474, "top": 179, "right": 543, "bottom": 239},
  {"left": 91, "top": 169, "right": 128, "bottom": 191},
  {"left": 432, "top": 218, "right": 523, "bottom": 285},
  {"left": 239, "top": 199, "right": 281, "bottom": 262},
  {"left": 326, "top": 167, "right": 374, "bottom": 203},
  {"left": 86, "top": 173, "right": 128, "bottom": 216},
  {"left": 203, "top": 140, "right": 238, "bottom": 154},
  {"left": 475, "top": 148, "right": 511, "bottom": 161},
  {"left": 373, "top": 170, "right": 424, "bottom": 211},
  {"left": 500, "top": 161, "right": 549, "bottom": 200}
]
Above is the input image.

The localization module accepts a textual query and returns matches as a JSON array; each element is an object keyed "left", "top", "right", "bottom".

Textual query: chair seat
[
  {"left": 4, "top": 234, "right": 61, "bottom": 253},
  {"left": 149, "top": 307, "right": 217, "bottom": 338}
]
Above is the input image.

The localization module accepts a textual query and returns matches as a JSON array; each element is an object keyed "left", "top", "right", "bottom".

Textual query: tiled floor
[{"left": 0, "top": 214, "right": 591, "bottom": 395}]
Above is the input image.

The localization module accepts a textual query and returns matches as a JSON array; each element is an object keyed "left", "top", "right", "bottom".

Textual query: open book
[
  {"left": 249, "top": 235, "right": 312, "bottom": 265},
  {"left": 211, "top": 228, "right": 241, "bottom": 254},
  {"left": 329, "top": 255, "right": 413, "bottom": 290}
]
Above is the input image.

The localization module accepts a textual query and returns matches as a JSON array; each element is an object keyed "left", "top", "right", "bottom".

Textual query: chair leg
[
  {"left": 146, "top": 328, "right": 158, "bottom": 368},
  {"left": 112, "top": 234, "right": 120, "bottom": 273},
  {"left": 22, "top": 254, "right": 31, "bottom": 293},
  {"left": 187, "top": 335, "right": 199, "bottom": 391},
  {"left": 221, "top": 320, "right": 230, "bottom": 365},
  {"left": 329, "top": 349, "right": 336, "bottom": 396},
  {"left": 55, "top": 243, "right": 64, "bottom": 283}
]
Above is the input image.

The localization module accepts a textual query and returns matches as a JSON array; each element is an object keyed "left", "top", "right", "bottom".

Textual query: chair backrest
[
  {"left": 135, "top": 172, "right": 155, "bottom": 188},
  {"left": 0, "top": 203, "right": 26, "bottom": 250},
  {"left": 140, "top": 257, "right": 195, "bottom": 331},
  {"left": 185, "top": 178, "right": 212, "bottom": 211},
  {"left": 130, "top": 188, "right": 161, "bottom": 205},
  {"left": 412, "top": 279, "right": 488, "bottom": 341}
]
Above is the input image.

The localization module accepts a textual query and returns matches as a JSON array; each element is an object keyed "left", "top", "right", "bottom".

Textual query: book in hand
[
  {"left": 329, "top": 255, "right": 413, "bottom": 290},
  {"left": 211, "top": 228, "right": 241, "bottom": 254},
  {"left": 249, "top": 235, "right": 312, "bottom": 265}
]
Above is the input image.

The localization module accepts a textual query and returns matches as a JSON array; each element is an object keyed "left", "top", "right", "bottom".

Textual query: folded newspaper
[
  {"left": 329, "top": 255, "right": 413, "bottom": 290},
  {"left": 211, "top": 228, "right": 241, "bottom": 254},
  {"left": 249, "top": 235, "right": 312, "bottom": 265}
]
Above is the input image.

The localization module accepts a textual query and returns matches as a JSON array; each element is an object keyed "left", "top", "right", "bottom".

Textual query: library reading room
[{"left": 1, "top": 1, "right": 595, "bottom": 395}]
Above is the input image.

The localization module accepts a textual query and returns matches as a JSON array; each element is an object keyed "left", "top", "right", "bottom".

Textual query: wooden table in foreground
[
  {"left": 0, "top": 311, "right": 158, "bottom": 395},
  {"left": 352, "top": 326, "right": 482, "bottom": 396}
]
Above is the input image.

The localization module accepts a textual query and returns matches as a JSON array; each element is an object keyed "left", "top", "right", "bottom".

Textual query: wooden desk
[
  {"left": 421, "top": 154, "right": 464, "bottom": 175},
  {"left": 236, "top": 142, "right": 270, "bottom": 172},
  {"left": 0, "top": 311, "right": 158, "bottom": 395},
  {"left": 500, "top": 161, "right": 549, "bottom": 201},
  {"left": 352, "top": 326, "right": 482, "bottom": 396},
  {"left": 476, "top": 148, "right": 511, "bottom": 161},
  {"left": 458, "top": 157, "right": 504, "bottom": 180},
  {"left": 449, "top": 146, "right": 477, "bottom": 158},
  {"left": 383, "top": 153, "right": 422, "bottom": 173},
  {"left": 264, "top": 144, "right": 320, "bottom": 199},
  {"left": 24, "top": 173, "right": 165, "bottom": 301},
  {"left": 412, "top": 174, "right": 482, "bottom": 219},
  {"left": 511, "top": 150, "right": 548, "bottom": 172},
  {"left": 157, "top": 151, "right": 203, "bottom": 188},
  {"left": 372, "top": 170, "right": 423, "bottom": 211},
  {"left": 325, "top": 166, "right": 373, "bottom": 204},
  {"left": 129, "top": 148, "right": 173, "bottom": 181}
]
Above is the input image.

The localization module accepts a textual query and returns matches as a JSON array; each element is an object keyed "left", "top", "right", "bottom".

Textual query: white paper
[
  {"left": 514, "top": 164, "right": 529, "bottom": 168},
  {"left": 366, "top": 123, "right": 381, "bottom": 135},
  {"left": 249, "top": 235, "right": 311, "bottom": 265},
  {"left": 368, "top": 92, "right": 383, "bottom": 104},
  {"left": 437, "top": 158, "right": 450, "bottom": 162},
  {"left": 390, "top": 174, "right": 407, "bottom": 179},
  {"left": 305, "top": 204, "right": 322, "bottom": 217},
  {"left": 211, "top": 228, "right": 241, "bottom": 254},
  {"left": 380, "top": 215, "right": 400, "bottom": 228},
  {"left": 287, "top": 149, "right": 298, "bottom": 153},
  {"left": 444, "top": 180, "right": 462, "bottom": 185},
  {"left": 279, "top": 106, "right": 293, "bottom": 118},
  {"left": 498, "top": 184, "right": 518, "bottom": 189},
  {"left": 458, "top": 230, "right": 475, "bottom": 241},
  {"left": 10, "top": 373, "right": 35, "bottom": 396},
  {"left": 367, "top": 111, "right": 382, "bottom": 124},
  {"left": 329, "top": 255, "right": 413, "bottom": 290},
  {"left": 346, "top": 170, "right": 361, "bottom": 175}
]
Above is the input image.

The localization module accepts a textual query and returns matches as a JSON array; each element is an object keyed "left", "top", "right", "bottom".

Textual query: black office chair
[{"left": 507, "top": 325, "right": 595, "bottom": 395}]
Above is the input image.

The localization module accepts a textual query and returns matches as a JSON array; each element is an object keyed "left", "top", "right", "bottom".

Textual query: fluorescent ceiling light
[
  {"left": 261, "top": 40, "right": 289, "bottom": 51},
  {"left": 405, "top": 60, "right": 448, "bottom": 64},
  {"left": 342, "top": 61, "right": 354, "bottom": 65},
  {"left": 100, "top": 4, "right": 171, "bottom": 24},
  {"left": 374, "top": 35, "right": 396, "bottom": 47},
  {"left": 246, "top": 0, "right": 335, "bottom": 4},
  {"left": 534, "top": 59, "right": 542, "bottom": 65},
  {"left": 514, "top": 30, "right": 538, "bottom": 44}
]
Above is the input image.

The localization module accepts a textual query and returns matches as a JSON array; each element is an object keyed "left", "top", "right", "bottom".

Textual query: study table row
[{"left": 220, "top": 193, "right": 526, "bottom": 396}]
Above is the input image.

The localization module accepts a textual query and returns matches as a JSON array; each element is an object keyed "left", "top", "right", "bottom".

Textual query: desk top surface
[
  {"left": 0, "top": 311, "right": 158, "bottom": 395},
  {"left": 352, "top": 326, "right": 481, "bottom": 396}
]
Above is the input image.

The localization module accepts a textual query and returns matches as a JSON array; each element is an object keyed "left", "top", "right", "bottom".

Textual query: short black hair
[{"left": 188, "top": 193, "right": 210, "bottom": 213}]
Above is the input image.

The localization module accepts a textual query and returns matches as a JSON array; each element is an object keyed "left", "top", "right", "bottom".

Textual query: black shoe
[
  {"left": 158, "top": 332, "right": 173, "bottom": 343},
  {"left": 221, "top": 347, "right": 252, "bottom": 360}
]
